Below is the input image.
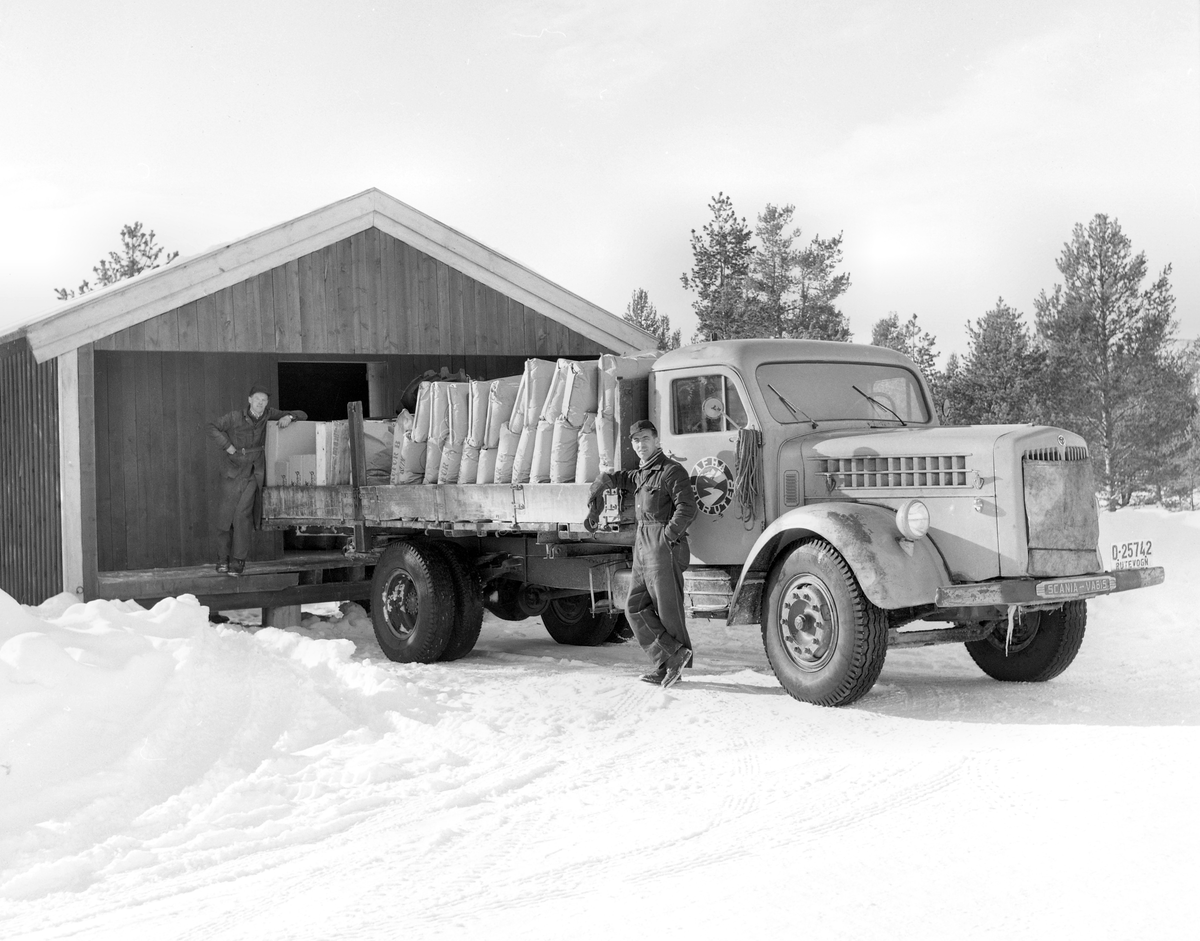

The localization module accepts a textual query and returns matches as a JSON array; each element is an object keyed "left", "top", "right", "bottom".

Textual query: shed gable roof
[{"left": 6, "top": 188, "right": 652, "bottom": 363}]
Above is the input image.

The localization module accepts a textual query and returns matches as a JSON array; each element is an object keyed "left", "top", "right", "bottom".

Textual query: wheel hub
[
  {"left": 382, "top": 570, "right": 419, "bottom": 638},
  {"left": 778, "top": 575, "right": 838, "bottom": 671}
]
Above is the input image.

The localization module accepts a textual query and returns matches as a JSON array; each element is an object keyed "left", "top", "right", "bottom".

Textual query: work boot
[
  {"left": 228, "top": 559, "right": 245, "bottom": 576},
  {"left": 639, "top": 663, "right": 667, "bottom": 684},
  {"left": 661, "top": 646, "right": 692, "bottom": 689},
  {"left": 216, "top": 559, "right": 229, "bottom": 575}
]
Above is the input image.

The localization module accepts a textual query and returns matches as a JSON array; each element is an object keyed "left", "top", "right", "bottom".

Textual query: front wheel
[
  {"left": 964, "top": 601, "right": 1086, "bottom": 682},
  {"left": 371, "top": 541, "right": 455, "bottom": 663},
  {"left": 761, "top": 539, "right": 888, "bottom": 707},
  {"left": 542, "top": 595, "right": 618, "bottom": 646}
]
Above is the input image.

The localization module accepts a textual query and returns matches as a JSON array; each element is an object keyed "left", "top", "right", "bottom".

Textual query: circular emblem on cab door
[{"left": 691, "top": 456, "right": 733, "bottom": 516}]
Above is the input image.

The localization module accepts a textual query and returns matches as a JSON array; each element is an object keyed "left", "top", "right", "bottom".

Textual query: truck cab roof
[{"left": 653, "top": 338, "right": 921, "bottom": 374}]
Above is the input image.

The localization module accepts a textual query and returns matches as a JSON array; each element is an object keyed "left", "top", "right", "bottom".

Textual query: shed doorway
[{"left": 277, "top": 361, "right": 388, "bottom": 421}]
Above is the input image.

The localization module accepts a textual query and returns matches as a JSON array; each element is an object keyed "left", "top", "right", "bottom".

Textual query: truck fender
[{"left": 728, "top": 503, "right": 952, "bottom": 623}]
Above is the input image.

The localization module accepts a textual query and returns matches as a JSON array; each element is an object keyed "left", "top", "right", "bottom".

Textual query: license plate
[
  {"left": 1035, "top": 575, "right": 1117, "bottom": 599},
  {"left": 1109, "top": 540, "right": 1152, "bottom": 570}
]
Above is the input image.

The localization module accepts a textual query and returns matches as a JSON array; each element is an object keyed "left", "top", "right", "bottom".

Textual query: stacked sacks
[
  {"left": 575, "top": 413, "right": 600, "bottom": 483},
  {"left": 597, "top": 350, "right": 661, "bottom": 472},
  {"left": 389, "top": 410, "right": 414, "bottom": 483},
  {"left": 477, "top": 376, "right": 521, "bottom": 484},
  {"left": 456, "top": 380, "right": 492, "bottom": 484},
  {"left": 423, "top": 382, "right": 452, "bottom": 484},
  {"left": 528, "top": 359, "right": 573, "bottom": 483},
  {"left": 435, "top": 382, "right": 472, "bottom": 483},
  {"left": 396, "top": 382, "right": 433, "bottom": 483},
  {"left": 550, "top": 360, "right": 600, "bottom": 482},
  {"left": 497, "top": 358, "right": 556, "bottom": 484}
]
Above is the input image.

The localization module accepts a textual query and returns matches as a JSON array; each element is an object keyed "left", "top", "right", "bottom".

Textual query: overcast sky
[{"left": 2, "top": 0, "right": 1196, "bottom": 361}]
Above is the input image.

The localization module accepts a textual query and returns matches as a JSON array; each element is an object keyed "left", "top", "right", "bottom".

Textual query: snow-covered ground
[{"left": 1, "top": 508, "right": 1196, "bottom": 940}]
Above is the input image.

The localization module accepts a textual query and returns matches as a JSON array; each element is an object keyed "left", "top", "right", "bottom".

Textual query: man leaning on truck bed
[
  {"left": 587, "top": 419, "right": 698, "bottom": 688},
  {"left": 207, "top": 383, "right": 307, "bottom": 576}
]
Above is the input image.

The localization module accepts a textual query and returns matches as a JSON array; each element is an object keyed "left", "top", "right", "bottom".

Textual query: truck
[{"left": 262, "top": 339, "right": 1165, "bottom": 706}]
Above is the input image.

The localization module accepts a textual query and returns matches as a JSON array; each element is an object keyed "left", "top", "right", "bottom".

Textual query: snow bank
[{"left": 0, "top": 595, "right": 438, "bottom": 901}]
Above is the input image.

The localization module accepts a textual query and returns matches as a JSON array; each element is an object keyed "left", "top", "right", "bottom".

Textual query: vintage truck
[{"left": 262, "top": 339, "right": 1165, "bottom": 706}]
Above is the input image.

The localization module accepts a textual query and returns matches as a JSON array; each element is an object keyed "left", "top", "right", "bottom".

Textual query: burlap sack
[{"left": 549, "top": 417, "right": 580, "bottom": 483}]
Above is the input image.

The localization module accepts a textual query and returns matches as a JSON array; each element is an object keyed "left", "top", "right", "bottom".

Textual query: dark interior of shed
[{"left": 278, "top": 361, "right": 373, "bottom": 421}]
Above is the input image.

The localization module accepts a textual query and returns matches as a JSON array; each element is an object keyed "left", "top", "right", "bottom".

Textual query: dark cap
[
  {"left": 628, "top": 419, "right": 658, "bottom": 437},
  {"left": 248, "top": 383, "right": 270, "bottom": 398}
]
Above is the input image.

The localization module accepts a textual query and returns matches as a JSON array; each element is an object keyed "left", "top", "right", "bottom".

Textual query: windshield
[{"left": 755, "top": 361, "right": 931, "bottom": 424}]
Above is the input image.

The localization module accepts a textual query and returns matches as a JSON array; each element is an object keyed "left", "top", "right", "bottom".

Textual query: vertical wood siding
[
  {"left": 84, "top": 228, "right": 616, "bottom": 573},
  {"left": 0, "top": 342, "right": 61, "bottom": 604},
  {"left": 95, "top": 230, "right": 608, "bottom": 358}
]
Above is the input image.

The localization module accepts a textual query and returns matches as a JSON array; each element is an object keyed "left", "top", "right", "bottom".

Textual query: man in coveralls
[
  {"left": 588, "top": 419, "right": 698, "bottom": 688},
  {"left": 207, "top": 384, "right": 307, "bottom": 575}
]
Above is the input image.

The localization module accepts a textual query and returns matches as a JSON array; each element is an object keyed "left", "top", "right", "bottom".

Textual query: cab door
[{"left": 656, "top": 369, "right": 761, "bottom": 565}]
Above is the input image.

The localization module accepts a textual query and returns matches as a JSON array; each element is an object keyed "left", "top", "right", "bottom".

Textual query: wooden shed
[{"left": 0, "top": 188, "right": 650, "bottom": 606}]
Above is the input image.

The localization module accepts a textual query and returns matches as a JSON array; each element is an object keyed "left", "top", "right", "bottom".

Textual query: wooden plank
[
  {"left": 435, "top": 260, "right": 451, "bottom": 356},
  {"left": 279, "top": 261, "right": 302, "bottom": 353},
  {"left": 177, "top": 301, "right": 199, "bottom": 351},
  {"left": 93, "top": 352, "right": 113, "bottom": 570},
  {"left": 157, "top": 353, "right": 182, "bottom": 567},
  {"left": 57, "top": 349, "right": 83, "bottom": 597},
  {"left": 159, "top": 307, "right": 180, "bottom": 350},
  {"left": 77, "top": 344, "right": 98, "bottom": 599},
  {"left": 347, "top": 401, "right": 367, "bottom": 487},
  {"left": 97, "top": 569, "right": 299, "bottom": 599},
  {"left": 196, "top": 292, "right": 219, "bottom": 351},
  {"left": 175, "top": 353, "right": 201, "bottom": 566},
  {"left": 218, "top": 286, "right": 236, "bottom": 352},
  {"left": 257, "top": 271, "right": 277, "bottom": 353},
  {"left": 233, "top": 278, "right": 258, "bottom": 351},
  {"left": 403, "top": 241, "right": 421, "bottom": 353},
  {"left": 332, "top": 239, "right": 353, "bottom": 354},
  {"left": 366, "top": 226, "right": 382, "bottom": 354},
  {"left": 449, "top": 266, "right": 466, "bottom": 356},
  {"left": 381, "top": 231, "right": 400, "bottom": 354},
  {"left": 116, "top": 354, "right": 139, "bottom": 569},
  {"left": 134, "top": 352, "right": 166, "bottom": 567}
]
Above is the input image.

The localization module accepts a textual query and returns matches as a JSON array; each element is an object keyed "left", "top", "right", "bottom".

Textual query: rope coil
[{"left": 733, "top": 427, "right": 763, "bottom": 527}]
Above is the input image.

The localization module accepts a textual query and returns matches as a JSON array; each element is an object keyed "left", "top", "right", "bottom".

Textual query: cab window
[{"left": 671, "top": 375, "right": 748, "bottom": 435}]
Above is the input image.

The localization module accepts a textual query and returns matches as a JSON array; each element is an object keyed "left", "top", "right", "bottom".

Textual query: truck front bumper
[{"left": 934, "top": 566, "right": 1165, "bottom": 607}]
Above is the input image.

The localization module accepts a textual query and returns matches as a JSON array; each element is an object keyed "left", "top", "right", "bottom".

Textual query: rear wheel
[
  {"left": 542, "top": 595, "right": 618, "bottom": 646},
  {"left": 761, "top": 539, "right": 888, "bottom": 707},
  {"left": 964, "top": 601, "right": 1086, "bottom": 682},
  {"left": 371, "top": 541, "right": 455, "bottom": 663},
  {"left": 428, "top": 542, "right": 485, "bottom": 661}
]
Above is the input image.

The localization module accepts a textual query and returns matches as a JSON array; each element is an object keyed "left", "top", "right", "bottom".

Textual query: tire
[
  {"left": 761, "top": 539, "right": 888, "bottom": 707},
  {"left": 542, "top": 595, "right": 618, "bottom": 646},
  {"left": 964, "top": 601, "right": 1086, "bottom": 682},
  {"left": 428, "top": 542, "right": 485, "bottom": 661},
  {"left": 370, "top": 541, "right": 455, "bottom": 663}
]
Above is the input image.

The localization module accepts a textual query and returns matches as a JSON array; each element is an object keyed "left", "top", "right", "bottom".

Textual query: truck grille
[
  {"left": 818, "top": 455, "right": 970, "bottom": 490},
  {"left": 1023, "top": 446, "right": 1089, "bottom": 462}
]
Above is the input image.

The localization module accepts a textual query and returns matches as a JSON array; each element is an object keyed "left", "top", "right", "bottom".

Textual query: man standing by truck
[
  {"left": 207, "top": 383, "right": 307, "bottom": 576},
  {"left": 589, "top": 419, "right": 698, "bottom": 688}
]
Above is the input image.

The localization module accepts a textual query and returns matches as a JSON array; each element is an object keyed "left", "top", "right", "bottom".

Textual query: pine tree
[
  {"left": 748, "top": 204, "right": 851, "bottom": 340},
  {"left": 680, "top": 193, "right": 754, "bottom": 341},
  {"left": 1034, "top": 214, "right": 1195, "bottom": 507},
  {"left": 945, "top": 299, "right": 1048, "bottom": 425},
  {"left": 870, "top": 312, "right": 939, "bottom": 376},
  {"left": 623, "top": 288, "right": 681, "bottom": 351},
  {"left": 55, "top": 222, "right": 179, "bottom": 300}
]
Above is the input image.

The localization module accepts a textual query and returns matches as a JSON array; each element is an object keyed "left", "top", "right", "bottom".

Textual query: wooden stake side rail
[{"left": 263, "top": 481, "right": 601, "bottom": 533}]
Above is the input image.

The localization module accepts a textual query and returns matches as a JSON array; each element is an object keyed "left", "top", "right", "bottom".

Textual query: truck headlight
[{"left": 896, "top": 500, "right": 930, "bottom": 540}]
